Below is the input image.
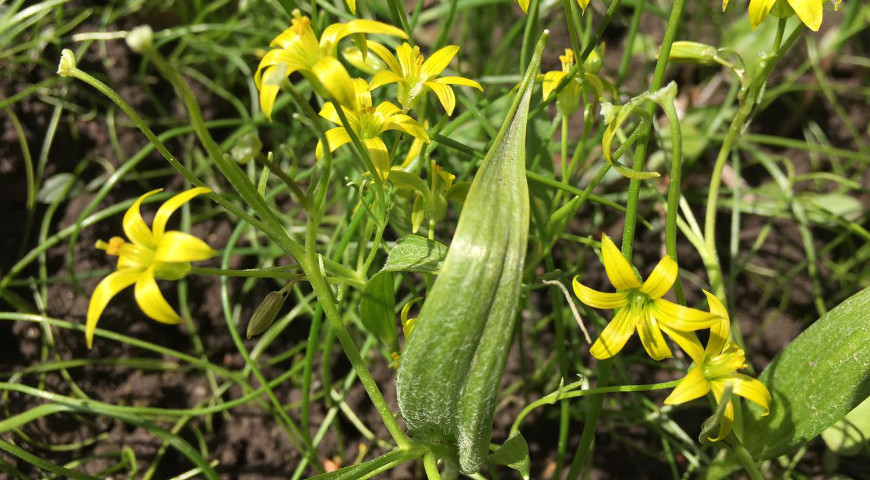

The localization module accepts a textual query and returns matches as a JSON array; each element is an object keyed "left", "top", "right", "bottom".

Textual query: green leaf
[
  {"left": 742, "top": 286, "right": 870, "bottom": 460},
  {"left": 382, "top": 235, "right": 449, "bottom": 274},
  {"left": 396, "top": 32, "right": 548, "bottom": 474},
  {"left": 821, "top": 395, "right": 870, "bottom": 456},
  {"left": 489, "top": 432, "right": 531, "bottom": 479},
  {"left": 359, "top": 271, "right": 396, "bottom": 350},
  {"left": 37, "top": 173, "right": 82, "bottom": 204}
]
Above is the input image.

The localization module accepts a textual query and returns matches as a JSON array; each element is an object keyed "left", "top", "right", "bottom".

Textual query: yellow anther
[{"left": 95, "top": 236, "right": 126, "bottom": 256}]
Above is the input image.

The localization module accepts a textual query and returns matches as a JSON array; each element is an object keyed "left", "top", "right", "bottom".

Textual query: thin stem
[
  {"left": 702, "top": 25, "right": 804, "bottom": 298},
  {"left": 661, "top": 100, "right": 685, "bottom": 303},
  {"left": 190, "top": 266, "right": 300, "bottom": 279},
  {"left": 621, "top": 0, "right": 686, "bottom": 255},
  {"left": 729, "top": 438, "right": 765, "bottom": 480}
]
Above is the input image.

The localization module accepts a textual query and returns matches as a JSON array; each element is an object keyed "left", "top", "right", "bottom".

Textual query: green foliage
[
  {"left": 743, "top": 286, "right": 870, "bottom": 460},
  {"left": 396, "top": 34, "right": 545, "bottom": 474}
]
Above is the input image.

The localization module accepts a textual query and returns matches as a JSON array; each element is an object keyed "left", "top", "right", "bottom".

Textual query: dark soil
[{"left": 1, "top": 3, "right": 868, "bottom": 480}]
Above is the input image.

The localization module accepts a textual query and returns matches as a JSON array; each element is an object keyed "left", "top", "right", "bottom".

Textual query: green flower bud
[
  {"left": 126, "top": 25, "right": 154, "bottom": 53},
  {"left": 668, "top": 41, "right": 719, "bottom": 65},
  {"left": 246, "top": 290, "right": 288, "bottom": 338},
  {"left": 57, "top": 49, "right": 76, "bottom": 77}
]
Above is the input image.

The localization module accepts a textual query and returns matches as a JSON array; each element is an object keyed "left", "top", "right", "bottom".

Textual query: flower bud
[
  {"left": 57, "top": 49, "right": 76, "bottom": 77},
  {"left": 246, "top": 290, "right": 288, "bottom": 338},
  {"left": 668, "top": 41, "right": 719, "bottom": 65},
  {"left": 126, "top": 25, "right": 154, "bottom": 53}
]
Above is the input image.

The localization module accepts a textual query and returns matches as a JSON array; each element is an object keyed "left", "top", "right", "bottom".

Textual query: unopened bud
[
  {"left": 668, "top": 41, "right": 719, "bottom": 65},
  {"left": 57, "top": 49, "right": 76, "bottom": 77},
  {"left": 230, "top": 133, "right": 263, "bottom": 165},
  {"left": 126, "top": 25, "right": 154, "bottom": 53},
  {"left": 246, "top": 290, "right": 287, "bottom": 338}
]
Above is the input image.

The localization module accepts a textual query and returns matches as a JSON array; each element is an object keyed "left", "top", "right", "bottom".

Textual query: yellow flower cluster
[
  {"left": 574, "top": 234, "right": 771, "bottom": 440},
  {"left": 254, "top": 9, "right": 483, "bottom": 181}
]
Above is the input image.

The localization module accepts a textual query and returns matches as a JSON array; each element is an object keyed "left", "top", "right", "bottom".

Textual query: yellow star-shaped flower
[
  {"left": 367, "top": 42, "right": 483, "bottom": 115},
  {"left": 573, "top": 234, "right": 721, "bottom": 360},
  {"left": 86, "top": 187, "right": 216, "bottom": 348},
  {"left": 316, "top": 78, "right": 429, "bottom": 181},
  {"left": 254, "top": 10, "right": 406, "bottom": 119},
  {"left": 664, "top": 292, "right": 771, "bottom": 441}
]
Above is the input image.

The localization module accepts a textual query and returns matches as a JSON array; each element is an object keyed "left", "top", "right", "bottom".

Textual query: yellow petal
[
  {"left": 788, "top": 0, "right": 822, "bottom": 31},
  {"left": 572, "top": 277, "right": 629, "bottom": 309},
  {"left": 152, "top": 187, "right": 211, "bottom": 241},
  {"left": 370, "top": 70, "right": 404, "bottom": 91},
  {"left": 366, "top": 40, "right": 402, "bottom": 73},
  {"left": 703, "top": 290, "right": 731, "bottom": 356},
  {"left": 259, "top": 80, "right": 280, "bottom": 121},
  {"left": 396, "top": 43, "right": 417, "bottom": 77},
  {"left": 664, "top": 367, "right": 710, "bottom": 405},
  {"left": 319, "top": 102, "right": 342, "bottom": 125},
  {"left": 652, "top": 298, "right": 720, "bottom": 331},
  {"left": 422, "top": 45, "right": 459, "bottom": 79},
  {"left": 316, "top": 127, "right": 352, "bottom": 160},
  {"left": 134, "top": 265, "right": 183, "bottom": 325},
  {"left": 86, "top": 268, "right": 143, "bottom": 348},
  {"left": 381, "top": 109, "right": 430, "bottom": 142},
  {"left": 725, "top": 373, "right": 771, "bottom": 415},
  {"left": 660, "top": 324, "right": 705, "bottom": 365},
  {"left": 640, "top": 255, "right": 678, "bottom": 299},
  {"left": 638, "top": 312, "right": 673, "bottom": 360},
  {"left": 542, "top": 71, "right": 567, "bottom": 101},
  {"left": 123, "top": 189, "right": 161, "bottom": 247},
  {"left": 600, "top": 233, "right": 642, "bottom": 290},
  {"left": 589, "top": 307, "right": 637, "bottom": 359},
  {"left": 154, "top": 231, "right": 216, "bottom": 263},
  {"left": 577, "top": 0, "right": 590, "bottom": 12},
  {"left": 748, "top": 0, "right": 778, "bottom": 29},
  {"left": 516, "top": 0, "right": 530, "bottom": 13},
  {"left": 321, "top": 20, "right": 406, "bottom": 55},
  {"left": 362, "top": 137, "right": 391, "bottom": 181},
  {"left": 345, "top": 0, "right": 356, "bottom": 14},
  {"left": 310, "top": 56, "right": 356, "bottom": 108},
  {"left": 425, "top": 81, "right": 456, "bottom": 115},
  {"left": 436, "top": 76, "right": 483, "bottom": 91},
  {"left": 709, "top": 382, "right": 735, "bottom": 441},
  {"left": 375, "top": 101, "right": 402, "bottom": 117}
]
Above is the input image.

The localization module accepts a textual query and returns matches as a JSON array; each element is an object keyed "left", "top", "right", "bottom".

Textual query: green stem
[
  {"left": 621, "top": 0, "right": 685, "bottom": 255},
  {"left": 565, "top": 359, "right": 612, "bottom": 479},
  {"left": 661, "top": 100, "right": 685, "bottom": 303},
  {"left": 702, "top": 25, "right": 803, "bottom": 298},
  {"left": 190, "top": 266, "right": 300, "bottom": 279},
  {"left": 729, "top": 438, "right": 765, "bottom": 480},
  {"left": 512, "top": 377, "right": 679, "bottom": 436}
]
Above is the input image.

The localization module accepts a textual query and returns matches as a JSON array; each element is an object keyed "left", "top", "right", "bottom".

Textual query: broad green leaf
[
  {"left": 397, "top": 33, "right": 548, "bottom": 474},
  {"left": 743, "top": 286, "right": 870, "bottom": 460},
  {"left": 382, "top": 235, "right": 449, "bottom": 274},
  {"left": 359, "top": 271, "right": 396, "bottom": 350},
  {"left": 489, "top": 432, "right": 531, "bottom": 479},
  {"left": 821, "top": 395, "right": 870, "bottom": 456}
]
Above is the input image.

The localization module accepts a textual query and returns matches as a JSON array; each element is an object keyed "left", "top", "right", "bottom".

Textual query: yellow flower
[
  {"left": 254, "top": 10, "right": 406, "bottom": 119},
  {"left": 86, "top": 188, "right": 216, "bottom": 348},
  {"left": 367, "top": 42, "right": 483, "bottom": 115},
  {"left": 516, "top": 0, "right": 590, "bottom": 14},
  {"left": 542, "top": 49, "right": 584, "bottom": 116},
  {"left": 664, "top": 292, "right": 771, "bottom": 441},
  {"left": 573, "top": 234, "right": 721, "bottom": 360},
  {"left": 732, "top": 0, "right": 840, "bottom": 31},
  {"left": 316, "top": 78, "right": 429, "bottom": 181}
]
